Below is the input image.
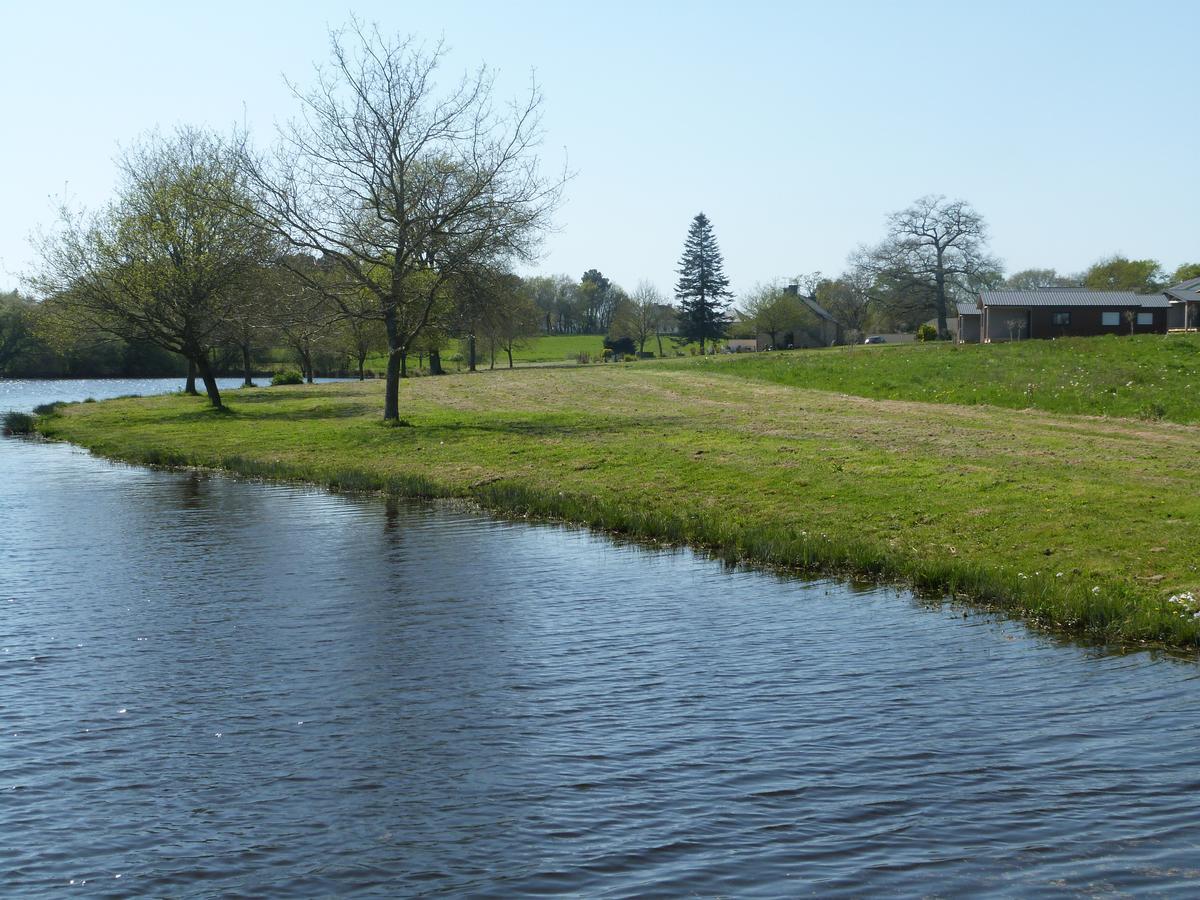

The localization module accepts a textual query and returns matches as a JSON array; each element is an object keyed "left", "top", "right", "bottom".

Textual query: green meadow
[
  {"left": 33, "top": 342, "right": 1200, "bottom": 649},
  {"left": 675, "top": 333, "right": 1200, "bottom": 424}
]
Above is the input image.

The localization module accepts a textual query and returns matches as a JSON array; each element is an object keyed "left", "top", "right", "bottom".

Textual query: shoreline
[{"left": 31, "top": 369, "right": 1200, "bottom": 651}]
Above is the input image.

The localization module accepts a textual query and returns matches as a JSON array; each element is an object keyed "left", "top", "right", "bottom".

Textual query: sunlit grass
[
  {"left": 671, "top": 333, "right": 1200, "bottom": 424},
  {"left": 33, "top": 361, "right": 1200, "bottom": 649}
]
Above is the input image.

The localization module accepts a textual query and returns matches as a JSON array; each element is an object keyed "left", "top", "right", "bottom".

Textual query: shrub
[
  {"left": 271, "top": 370, "right": 304, "bottom": 386},
  {"left": 916, "top": 323, "right": 938, "bottom": 342},
  {"left": 622, "top": 354, "right": 637, "bottom": 362},
  {"left": 2, "top": 411, "right": 35, "bottom": 435},
  {"left": 576, "top": 351, "right": 590, "bottom": 364},
  {"left": 32, "top": 402, "right": 63, "bottom": 416},
  {"left": 601, "top": 348, "right": 613, "bottom": 361},
  {"left": 602, "top": 335, "right": 636, "bottom": 356}
]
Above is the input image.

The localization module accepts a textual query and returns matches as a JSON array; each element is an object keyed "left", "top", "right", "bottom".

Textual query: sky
[{"left": 2, "top": 0, "right": 1196, "bottom": 297}]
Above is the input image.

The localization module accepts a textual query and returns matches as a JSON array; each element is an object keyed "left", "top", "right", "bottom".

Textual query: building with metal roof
[
  {"left": 1165, "top": 278, "right": 1200, "bottom": 331},
  {"left": 969, "top": 289, "right": 1168, "bottom": 343}
]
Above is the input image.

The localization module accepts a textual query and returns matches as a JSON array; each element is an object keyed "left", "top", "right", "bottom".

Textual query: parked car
[{"left": 863, "top": 335, "right": 886, "bottom": 345}]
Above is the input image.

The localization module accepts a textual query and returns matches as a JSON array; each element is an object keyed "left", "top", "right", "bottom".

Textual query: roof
[
  {"left": 956, "top": 301, "right": 980, "bottom": 317},
  {"left": 800, "top": 296, "right": 837, "bottom": 323},
  {"left": 1165, "top": 278, "right": 1200, "bottom": 304},
  {"left": 979, "top": 289, "right": 1170, "bottom": 309}
]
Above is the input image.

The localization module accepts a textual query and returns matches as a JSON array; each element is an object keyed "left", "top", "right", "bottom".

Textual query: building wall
[
  {"left": 958, "top": 316, "right": 980, "bottom": 343},
  {"left": 984, "top": 306, "right": 1167, "bottom": 342}
]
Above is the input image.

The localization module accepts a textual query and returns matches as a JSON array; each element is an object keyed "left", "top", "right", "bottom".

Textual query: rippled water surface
[{"left": 3, "top": 379, "right": 1200, "bottom": 896}]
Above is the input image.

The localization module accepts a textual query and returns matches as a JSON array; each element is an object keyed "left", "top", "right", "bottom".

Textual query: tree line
[
  {"left": 12, "top": 20, "right": 1195, "bottom": 410},
  {"left": 736, "top": 195, "right": 1199, "bottom": 346}
]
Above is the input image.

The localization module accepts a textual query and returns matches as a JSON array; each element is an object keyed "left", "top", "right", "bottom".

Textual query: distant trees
[
  {"left": 241, "top": 20, "right": 563, "bottom": 421},
  {"left": 1173, "top": 263, "right": 1200, "bottom": 283},
  {"left": 33, "top": 127, "right": 274, "bottom": 408},
  {"left": 674, "top": 212, "right": 732, "bottom": 352},
  {"left": 0, "top": 291, "right": 35, "bottom": 375},
  {"left": 856, "top": 195, "right": 1000, "bottom": 339},
  {"left": 813, "top": 275, "right": 873, "bottom": 344},
  {"left": 1082, "top": 256, "right": 1165, "bottom": 293},
  {"left": 741, "top": 282, "right": 805, "bottom": 349},
  {"left": 619, "top": 281, "right": 672, "bottom": 355},
  {"left": 1003, "top": 268, "right": 1079, "bottom": 290}
]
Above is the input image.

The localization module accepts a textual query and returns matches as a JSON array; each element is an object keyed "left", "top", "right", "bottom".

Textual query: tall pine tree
[{"left": 674, "top": 212, "right": 732, "bottom": 352}]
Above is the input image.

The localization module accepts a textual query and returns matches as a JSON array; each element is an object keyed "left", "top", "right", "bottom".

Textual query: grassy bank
[
  {"left": 34, "top": 364, "right": 1200, "bottom": 648},
  {"left": 674, "top": 333, "right": 1200, "bottom": 424}
]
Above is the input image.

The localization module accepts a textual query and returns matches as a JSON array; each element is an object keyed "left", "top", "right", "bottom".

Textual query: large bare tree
[
  {"left": 857, "top": 195, "right": 1000, "bottom": 338},
  {"left": 243, "top": 20, "right": 565, "bottom": 420},
  {"left": 33, "top": 127, "right": 274, "bottom": 408}
]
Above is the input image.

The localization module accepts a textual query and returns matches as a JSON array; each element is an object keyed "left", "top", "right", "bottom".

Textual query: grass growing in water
[
  {"left": 36, "top": 365, "right": 1200, "bottom": 649},
  {"left": 2, "top": 411, "right": 35, "bottom": 435}
]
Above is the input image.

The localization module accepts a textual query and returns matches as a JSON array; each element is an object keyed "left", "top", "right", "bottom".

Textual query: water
[{"left": 3, "top": 379, "right": 1200, "bottom": 896}]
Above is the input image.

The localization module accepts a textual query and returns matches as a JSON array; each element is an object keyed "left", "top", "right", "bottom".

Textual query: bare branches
[
  {"left": 855, "top": 194, "right": 999, "bottom": 337},
  {"left": 242, "top": 20, "right": 565, "bottom": 418}
]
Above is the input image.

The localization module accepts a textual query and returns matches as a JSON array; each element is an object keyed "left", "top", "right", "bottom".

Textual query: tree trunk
[
  {"left": 506, "top": 346, "right": 514, "bottom": 368},
  {"left": 196, "top": 355, "right": 223, "bottom": 408},
  {"left": 384, "top": 350, "right": 402, "bottom": 420},
  {"left": 357, "top": 355, "right": 365, "bottom": 381},
  {"left": 467, "top": 334, "right": 476, "bottom": 372},
  {"left": 241, "top": 344, "right": 254, "bottom": 387},
  {"left": 934, "top": 258, "right": 950, "bottom": 339},
  {"left": 185, "top": 358, "right": 199, "bottom": 395},
  {"left": 430, "top": 349, "right": 443, "bottom": 375},
  {"left": 656, "top": 333, "right": 664, "bottom": 357},
  {"left": 400, "top": 350, "right": 407, "bottom": 378}
]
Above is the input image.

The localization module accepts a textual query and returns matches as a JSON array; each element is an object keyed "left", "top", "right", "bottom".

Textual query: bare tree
[
  {"left": 618, "top": 281, "right": 669, "bottom": 355},
  {"left": 33, "top": 127, "right": 273, "bottom": 408},
  {"left": 857, "top": 195, "right": 1000, "bottom": 339},
  {"left": 241, "top": 20, "right": 565, "bottom": 420}
]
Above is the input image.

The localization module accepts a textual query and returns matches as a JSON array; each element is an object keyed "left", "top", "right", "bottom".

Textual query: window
[
  {"left": 1102, "top": 311, "right": 1120, "bottom": 326},
  {"left": 1137, "top": 312, "right": 1154, "bottom": 326},
  {"left": 1051, "top": 312, "right": 1071, "bottom": 326}
]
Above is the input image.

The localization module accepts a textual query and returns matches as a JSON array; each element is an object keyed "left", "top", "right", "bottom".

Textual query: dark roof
[
  {"left": 1165, "top": 278, "right": 1200, "bottom": 304},
  {"left": 800, "top": 296, "right": 837, "bottom": 323},
  {"left": 956, "top": 300, "right": 980, "bottom": 317},
  {"left": 979, "top": 289, "right": 1169, "bottom": 309}
]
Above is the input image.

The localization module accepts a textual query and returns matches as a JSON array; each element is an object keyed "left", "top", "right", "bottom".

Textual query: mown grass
[
  {"left": 33, "top": 364, "right": 1200, "bottom": 649},
  {"left": 364, "top": 333, "right": 698, "bottom": 370},
  {"left": 671, "top": 333, "right": 1200, "bottom": 424}
]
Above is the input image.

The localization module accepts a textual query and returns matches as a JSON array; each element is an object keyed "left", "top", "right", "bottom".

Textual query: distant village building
[
  {"left": 756, "top": 284, "right": 844, "bottom": 349},
  {"left": 1165, "top": 278, "right": 1200, "bottom": 331},
  {"left": 958, "top": 289, "right": 1169, "bottom": 343}
]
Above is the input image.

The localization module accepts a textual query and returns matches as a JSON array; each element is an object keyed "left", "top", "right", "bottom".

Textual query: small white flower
[{"left": 1092, "top": 586, "right": 1101, "bottom": 594}]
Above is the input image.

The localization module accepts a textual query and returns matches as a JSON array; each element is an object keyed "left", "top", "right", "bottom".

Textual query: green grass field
[
  {"left": 672, "top": 333, "right": 1200, "bottom": 424},
  {"left": 362, "top": 333, "right": 700, "bottom": 371},
  {"left": 34, "top": 351, "right": 1200, "bottom": 649}
]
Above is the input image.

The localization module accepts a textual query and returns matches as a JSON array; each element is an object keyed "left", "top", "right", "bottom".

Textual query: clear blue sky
[{"left": 3, "top": 0, "right": 1196, "bottom": 297}]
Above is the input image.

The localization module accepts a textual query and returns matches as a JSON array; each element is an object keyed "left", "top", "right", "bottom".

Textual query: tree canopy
[{"left": 243, "top": 20, "right": 565, "bottom": 419}]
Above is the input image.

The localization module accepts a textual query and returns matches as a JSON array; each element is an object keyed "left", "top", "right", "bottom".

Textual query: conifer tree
[{"left": 674, "top": 212, "right": 732, "bottom": 352}]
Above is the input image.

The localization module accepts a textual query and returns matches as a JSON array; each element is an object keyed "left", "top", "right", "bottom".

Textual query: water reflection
[{"left": 2, "top": 382, "right": 1200, "bottom": 895}]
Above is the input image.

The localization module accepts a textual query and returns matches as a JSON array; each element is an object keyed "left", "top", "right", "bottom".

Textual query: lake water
[{"left": 3, "top": 378, "right": 1200, "bottom": 896}]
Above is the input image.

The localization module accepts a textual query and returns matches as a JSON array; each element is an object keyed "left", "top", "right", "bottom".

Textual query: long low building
[{"left": 957, "top": 289, "right": 1169, "bottom": 342}]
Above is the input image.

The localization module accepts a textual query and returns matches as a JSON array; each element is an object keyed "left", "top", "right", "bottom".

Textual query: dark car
[{"left": 863, "top": 335, "right": 886, "bottom": 345}]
